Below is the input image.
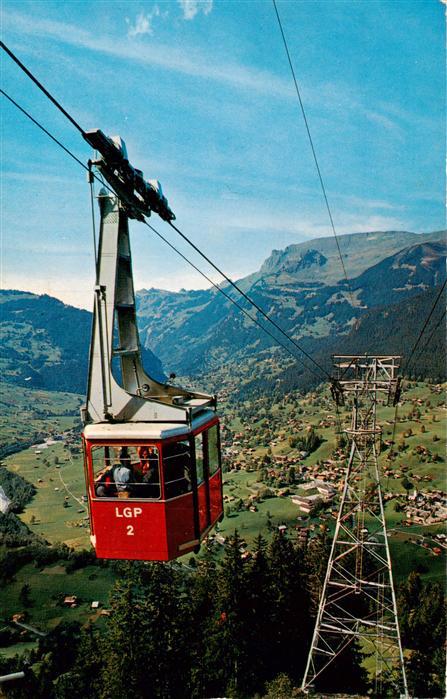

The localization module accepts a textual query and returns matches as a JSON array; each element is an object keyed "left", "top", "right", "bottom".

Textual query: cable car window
[
  {"left": 207, "top": 425, "right": 220, "bottom": 476},
  {"left": 163, "top": 440, "right": 192, "bottom": 499},
  {"left": 134, "top": 446, "right": 161, "bottom": 499},
  {"left": 195, "top": 433, "right": 204, "bottom": 485},
  {"left": 92, "top": 445, "right": 160, "bottom": 499}
]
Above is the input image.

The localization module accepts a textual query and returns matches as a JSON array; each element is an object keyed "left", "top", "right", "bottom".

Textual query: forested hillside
[
  {"left": 242, "top": 283, "right": 446, "bottom": 398},
  {"left": 0, "top": 537, "right": 444, "bottom": 698},
  {"left": 0, "top": 291, "right": 165, "bottom": 393}
]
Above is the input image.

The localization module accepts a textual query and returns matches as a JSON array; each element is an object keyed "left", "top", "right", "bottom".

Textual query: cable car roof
[{"left": 83, "top": 410, "right": 217, "bottom": 441}]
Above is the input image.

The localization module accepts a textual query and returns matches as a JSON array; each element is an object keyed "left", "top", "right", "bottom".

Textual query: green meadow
[
  {"left": 0, "top": 384, "right": 83, "bottom": 452},
  {"left": 5, "top": 442, "right": 90, "bottom": 550}
]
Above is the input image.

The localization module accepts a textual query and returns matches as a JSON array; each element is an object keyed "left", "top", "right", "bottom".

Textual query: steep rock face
[
  {"left": 0, "top": 291, "right": 165, "bottom": 393},
  {"left": 255, "top": 229, "right": 441, "bottom": 285},
  {"left": 279, "top": 249, "right": 328, "bottom": 274}
]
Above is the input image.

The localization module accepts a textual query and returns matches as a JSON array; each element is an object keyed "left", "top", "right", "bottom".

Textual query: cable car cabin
[{"left": 82, "top": 416, "right": 223, "bottom": 561}]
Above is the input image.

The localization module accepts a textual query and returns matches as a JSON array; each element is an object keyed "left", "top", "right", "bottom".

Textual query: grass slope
[{"left": 0, "top": 383, "right": 83, "bottom": 455}]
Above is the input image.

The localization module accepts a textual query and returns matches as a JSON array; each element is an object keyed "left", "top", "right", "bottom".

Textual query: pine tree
[
  {"left": 267, "top": 532, "right": 311, "bottom": 683},
  {"left": 101, "top": 562, "right": 192, "bottom": 699},
  {"left": 35, "top": 622, "right": 82, "bottom": 698},
  {"left": 245, "top": 534, "right": 274, "bottom": 692},
  {"left": 100, "top": 569, "right": 144, "bottom": 699},
  {"left": 397, "top": 573, "right": 446, "bottom": 697},
  {"left": 305, "top": 533, "right": 330, "bottom": 614},
  {"left": 189, "top": 554, "right": 219, "bottom": 698},
  {"left": 210, "top": 531, "right": 252, "bottom": 697},
  {"left": 314, "top": 639, "right": 368, "bottom": 695},
  {"left": 71, "top": 624, "right": 104, "bottom": 698}
]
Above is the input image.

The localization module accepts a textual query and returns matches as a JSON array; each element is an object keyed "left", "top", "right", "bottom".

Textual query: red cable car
[
  {"left": 81, "top": 132, "right": 223, "bottom": 561},
  {"left": 83, "top": 418, "right": 222, "bottom": 561}
]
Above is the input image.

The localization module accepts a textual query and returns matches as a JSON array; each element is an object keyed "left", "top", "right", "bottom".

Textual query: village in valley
[
  {"left": 2, "top": 368, "right": 445, "bottom": 572},
  {"left": 203, "top": 373, "right": 447, "bottom": 566}
]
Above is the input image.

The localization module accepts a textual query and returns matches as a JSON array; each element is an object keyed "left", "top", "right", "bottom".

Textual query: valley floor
[{"left": 0, "top": 380, "right": 445, "bottom": 658}]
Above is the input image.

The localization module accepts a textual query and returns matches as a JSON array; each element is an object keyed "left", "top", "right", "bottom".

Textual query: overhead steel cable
[
  {"left": 144, "top": 221, "right": 324, "bottom": 381},
  {"left": 1, "top": 41, "right": 86, "bottom": 136},
  {"left": 2, "top": 40, "right": 333, "bottom": 382},
  {"left": 1, "top": 88, "right": 325, "bottom": 382},
  {"left": 412, "top": 308, "right": 445, "bottom": 367},
  {"left": 402, "top": 279, "right": 447, "bottom": 375},
  {"left": 168, "top": 219, "right": 331, "bottom": 379},
  {"left": 1, "top": 90, "right": 87, "bottom": 170},
  {"left": 272, "top": 0, "right": 354, "bottom": 307},
  {"left": 1, "top": 90, "right": 124, "bottom": 214}
]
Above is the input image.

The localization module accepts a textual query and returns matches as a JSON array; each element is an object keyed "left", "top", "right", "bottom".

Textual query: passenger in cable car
[
  {"left": 136, "top": 446, "right": 158, "bottom": 476},
  {"left": 93, "top": 445, "right": 164, "bottom": 499},
  {"left": 113, "top": 447, "right": 134, "bottom": 497},
  {"left": 135, "top": 446, "right": 160, "bottom": 498},
  {"left": 95, "top": 468, "right": 116, "bottom": 497},
  {"left": 114, "top": 464, "right": 133, "bottom": 497},
  {"left": 95, "top": 447, "right": 134, "bottom": 498}
]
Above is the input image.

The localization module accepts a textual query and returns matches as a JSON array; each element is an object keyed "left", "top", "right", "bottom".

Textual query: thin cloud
[
  {"left": 127, "top": 12, "right": 152, "bottom": 37},
  {"left": 2, "top": 9, "right": 292, "bottom": 99},
  {"left": 178, "top": 0, "right": 213, "bottom": 21},
  {"left": 126, "top": 6, "right": 164, "bottom": 37},
  {"left": 365, "top": 110, "right": 400, "bottom": 133},
  {"left": 340, "top": 194, "right": 406, "bottom": 212}
]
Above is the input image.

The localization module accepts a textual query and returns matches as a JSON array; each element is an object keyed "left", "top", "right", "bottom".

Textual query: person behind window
[
  {"left": 113, "top": 447, "right": 134, "bottom": 497},
  {"left": 95, "top": 467, "right": 116, "bottom": 497},
  {"left": 135, "top": 446, "right": 160, "bottom": 498},
  {"left": 164, "top": 442, "right": 191, "bottom": 498}
]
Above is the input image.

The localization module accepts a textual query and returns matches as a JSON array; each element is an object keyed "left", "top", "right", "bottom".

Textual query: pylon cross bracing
[{"left": 302, "top": 355, "right": 409, "bottom": 698}]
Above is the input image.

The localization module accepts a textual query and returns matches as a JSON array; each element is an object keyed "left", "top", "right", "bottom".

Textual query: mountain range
[
  {"left": 136, "top": 229, "right": 446, "bottom": 375},
  {"left": 1, "top": 229, "right": 445, "bottom": 396}
]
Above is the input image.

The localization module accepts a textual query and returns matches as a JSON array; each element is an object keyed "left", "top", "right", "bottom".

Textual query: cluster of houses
[{"left": 402, "top": 490, "right": 447, "bottom": 525}]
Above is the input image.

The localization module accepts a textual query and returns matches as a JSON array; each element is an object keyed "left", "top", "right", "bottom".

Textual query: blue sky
[{"left": 1, "top": 0, "right": 444, "bottom": 309}]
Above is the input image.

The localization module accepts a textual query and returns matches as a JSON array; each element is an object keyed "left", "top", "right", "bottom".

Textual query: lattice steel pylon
[{"left": 302, "top": 356, "right": 409, "bottom": 698}]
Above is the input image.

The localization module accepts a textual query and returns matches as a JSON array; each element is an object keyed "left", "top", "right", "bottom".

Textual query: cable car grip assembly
[{"left": 83, "top": 129, "right": 175, "bottom": 223}]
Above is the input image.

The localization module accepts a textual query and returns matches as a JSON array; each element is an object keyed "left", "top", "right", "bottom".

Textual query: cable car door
[
  {"left": 194, "top": 422, "right": 222, "bottom": 536},
  {"left": 194, "top": 431, "right": 211, "bottom": 534}
]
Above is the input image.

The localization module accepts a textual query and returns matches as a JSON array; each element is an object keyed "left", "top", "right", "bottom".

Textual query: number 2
[{"left": 126, "top": 525, "right": 134, "bottom": 536}]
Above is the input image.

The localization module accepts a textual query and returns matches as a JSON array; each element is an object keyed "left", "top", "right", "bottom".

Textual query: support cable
[
  {"left": 1, "top": 87, "right": 324, "bottom": 382},
  {"left": 383, "top": 399, "right": 400, "bottom": 492},
  {"left": 387, "top": 293, "right": 444, "bottom": 467},
  {"left": 88, "top": 161, "right": 99, "bottom": 281},
  {"left": 1, "top": 89, "right": 86, "bottom": 170},
  {"left": 402, "top": 279, "right": 446, "bottom": 375},
  {"left": 272, "top": 0, "right": 354, "bottom": 306},
  {"left": 145, "top": 222, "right": 323, "bottom": 381},
  {"left": 1, "top": 41, "right": 86, "bottom": 136},
  {"left": 412, "top": 308, "right": 446, "bottom": 369},
  {"left": 168, "top": 220, "right": 331, "bottom": 380}
]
